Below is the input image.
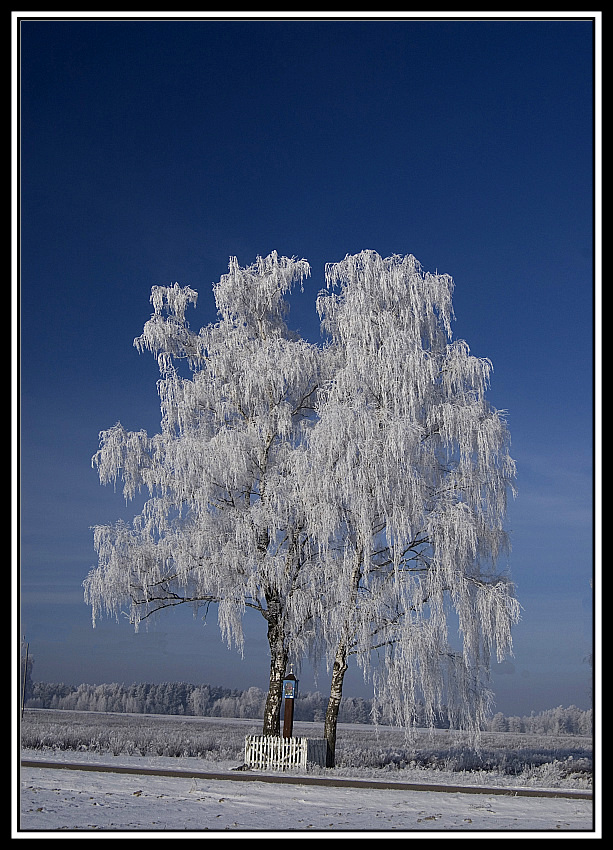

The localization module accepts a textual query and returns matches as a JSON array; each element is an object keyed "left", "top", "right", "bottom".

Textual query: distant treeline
[
  {"left": 25, "top": 681, "right": 593, "bottom": 736},
  {"left": 26, "top": 681, "right": 372, "bottom": 725}
]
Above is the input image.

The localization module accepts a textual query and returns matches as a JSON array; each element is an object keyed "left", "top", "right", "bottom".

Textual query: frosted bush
[{"left": 21, "top": 710, "right": 591, "bottom": 788}]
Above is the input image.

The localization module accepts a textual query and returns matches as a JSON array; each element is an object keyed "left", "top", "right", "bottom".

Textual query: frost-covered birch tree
[
  {"left": 300, "top": 251, "right": 519, "bottom": 764},
  {"left": 84, "top": 252, "right": 325, "bottom": 736},
  {"left": 85, "top": 247, "right": 518, "bottom": 755}
]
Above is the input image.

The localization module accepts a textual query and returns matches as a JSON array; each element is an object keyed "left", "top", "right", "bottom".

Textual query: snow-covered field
[{"left": 17, "top": 711, "right": 598, "bottom": 836}]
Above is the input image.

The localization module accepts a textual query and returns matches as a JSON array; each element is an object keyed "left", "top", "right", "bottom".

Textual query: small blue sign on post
[{"left": 282, "top": 677, "right": 297, "bottom": 699}]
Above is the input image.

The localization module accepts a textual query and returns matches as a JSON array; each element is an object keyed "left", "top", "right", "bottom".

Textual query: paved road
[{"left": 20, "top": 759, "right": 592, "bottom": 800}]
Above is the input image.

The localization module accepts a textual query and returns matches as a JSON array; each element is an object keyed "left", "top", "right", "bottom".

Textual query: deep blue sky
[{"left": 17, "top": 14, "right": 598, "bottom": 717}]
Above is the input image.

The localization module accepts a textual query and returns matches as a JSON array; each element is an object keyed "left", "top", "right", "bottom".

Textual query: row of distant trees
[
  {"left": 24, "top": 680, "right": 592, "bottom": 736},
  {"left": 25, "top": 681, "right": 377, "bottom": 725},
  {"left": 487, "top": 706, "right": 592, "bottom": 736}
]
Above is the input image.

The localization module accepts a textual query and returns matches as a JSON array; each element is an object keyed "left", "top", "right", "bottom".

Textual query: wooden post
[{"left": 281, "top": 669, "right": 297, "bottom": 738}]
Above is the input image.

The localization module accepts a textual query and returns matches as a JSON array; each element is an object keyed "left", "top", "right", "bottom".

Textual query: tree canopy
[{"left": 85, "top": 250, "right": 519, "bottom": 749}]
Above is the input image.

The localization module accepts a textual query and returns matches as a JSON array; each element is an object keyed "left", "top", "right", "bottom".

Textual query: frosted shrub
[
  {"left": 20, "top": 710, "right": 247, "bottom": 761},
  {"left": 21, "top": 710, "right": 591, "bottom": 788},
  {"left": 109, "top": 733, "right": 123, "bottom": 756}
]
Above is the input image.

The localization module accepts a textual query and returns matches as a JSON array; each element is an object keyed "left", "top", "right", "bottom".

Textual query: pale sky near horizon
[{"left": 17, "top": 12, "right": 598, "bottom": 717}]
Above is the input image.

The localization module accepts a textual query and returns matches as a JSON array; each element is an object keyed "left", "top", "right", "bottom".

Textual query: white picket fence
[{"left": 244, "top": 735, "right": 328, "bottom": 770}]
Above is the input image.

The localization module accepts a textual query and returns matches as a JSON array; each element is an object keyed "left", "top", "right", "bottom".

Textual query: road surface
[{"left": 20, "top": 759, "right": 592, "bottom": 800}]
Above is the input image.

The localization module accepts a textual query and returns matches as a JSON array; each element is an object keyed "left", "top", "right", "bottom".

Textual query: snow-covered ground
[
  {"left": 18, "top": 749, "right": 595, "bottom": 836},
  {"left": 17, "top": 711, "right": 598, "bottom": 836}
]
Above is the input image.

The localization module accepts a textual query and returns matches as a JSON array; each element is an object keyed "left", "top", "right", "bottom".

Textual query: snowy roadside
[
  {"left": 17, "top": 748, "right": 596, "bottom": 835},
  {"left": 18, "top": 746, "right": 593, "bottom": 794},
  {"left": 19, "top": 763, "right": 594, "bottom": 835}
]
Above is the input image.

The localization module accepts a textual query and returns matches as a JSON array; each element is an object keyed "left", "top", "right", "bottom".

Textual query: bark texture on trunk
[
  {"left": 262, "top": 594, "right": 288, "bottom": 737},
  {"left": 323, "top": 640, "right": 348, "bottom": 767},
  {"left": 323, "top": 551, "right": 363, "bottom": 767}
]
